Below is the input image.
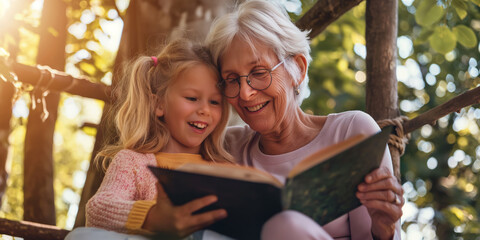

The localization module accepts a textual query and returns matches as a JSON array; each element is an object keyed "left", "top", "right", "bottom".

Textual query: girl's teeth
[{"left": 190, "top": 122, "right": 206, "bottom": 129}]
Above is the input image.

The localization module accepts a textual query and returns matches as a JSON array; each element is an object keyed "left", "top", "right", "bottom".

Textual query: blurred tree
[
  {"left": 23, "top": 0, "right": 67, "bottom": 225},
  {"left": 0, "top": 0, "right": 30, "bottom": 207}
]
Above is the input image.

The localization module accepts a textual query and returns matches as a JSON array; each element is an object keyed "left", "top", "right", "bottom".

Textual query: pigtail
[
  {"left": 117, "top": 57, "right": 159, "bottom": 149},
  {"left": 96, "top": 56, "right": 169, "bottom": 169}
]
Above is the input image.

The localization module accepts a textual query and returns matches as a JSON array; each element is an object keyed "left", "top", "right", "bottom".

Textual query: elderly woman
[{"left": 204, "top": 0, "right": 403, "bottom": 239}]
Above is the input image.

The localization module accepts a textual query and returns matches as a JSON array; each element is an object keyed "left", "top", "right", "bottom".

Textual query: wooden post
[
  {"left": 23, "top": 0, "right": 67, "bottom": 225},
  {"left": 365, "top": 0, "right": 400, "bottom": 179}
]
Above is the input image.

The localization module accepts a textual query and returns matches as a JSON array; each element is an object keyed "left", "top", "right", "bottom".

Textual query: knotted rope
[{"left": 377, "top": 116, "right": 411, "bottom": 156}]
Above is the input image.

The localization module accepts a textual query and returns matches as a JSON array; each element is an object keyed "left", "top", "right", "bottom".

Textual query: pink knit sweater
[{"left": 86, "top": 149, "right": 208, "bottom": 233}]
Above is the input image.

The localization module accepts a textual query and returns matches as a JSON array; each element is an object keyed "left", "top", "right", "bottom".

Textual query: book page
[
  {"left": 288, "top": 134, "right": 367, "bottom": 178},
  {"left": 177, "top": 162, "right": 284, "bottom": 188}
]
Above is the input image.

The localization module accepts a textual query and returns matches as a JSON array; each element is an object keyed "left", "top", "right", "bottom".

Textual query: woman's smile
[{"left": 245, "top": 101, "right": 270, "bottom": 112}]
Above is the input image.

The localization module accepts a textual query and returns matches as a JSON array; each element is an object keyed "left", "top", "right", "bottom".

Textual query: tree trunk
[
  {"left": 0, "top": 0, "right": 28, "bottom": 208},
  {"left": 23, "top": 0, "right": 67, "bottom": 225},
  {"left": 0, "top": 81, "right": 14, "bottom": 206},
  {"left": 74, "top": 0, "right": 236, "bottom": 228},
  {"left": 365, "top": 0, "right": 400, "bottom": 179}
]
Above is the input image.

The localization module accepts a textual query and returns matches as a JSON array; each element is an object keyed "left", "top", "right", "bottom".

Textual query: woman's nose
[{"left": 239, "top": 77, "right": 257, "bottom": 100}]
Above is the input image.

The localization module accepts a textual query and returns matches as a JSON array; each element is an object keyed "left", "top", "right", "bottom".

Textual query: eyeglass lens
[{"left": 222, "top": 69, "right": 272, "bottom": 98}]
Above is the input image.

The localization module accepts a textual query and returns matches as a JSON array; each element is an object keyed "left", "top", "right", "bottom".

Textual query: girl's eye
[
  {"left": 186, "top": 97, "right": 197, "bottom": 101},
  {"left": 210, "top": 100, "right": 220, "bottom": 105}
]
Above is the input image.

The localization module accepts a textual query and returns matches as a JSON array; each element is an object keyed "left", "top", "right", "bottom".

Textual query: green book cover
[
  {"left": 283, "top": 125, "right": 393, "bottom": 226},
  {"left": 148, "top": 125, "right": 392, "bottom": 240}
]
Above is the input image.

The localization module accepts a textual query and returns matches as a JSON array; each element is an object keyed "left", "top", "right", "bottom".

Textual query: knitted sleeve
[{"left": 85, "top": 150, "right": 157, "bottom": 233}]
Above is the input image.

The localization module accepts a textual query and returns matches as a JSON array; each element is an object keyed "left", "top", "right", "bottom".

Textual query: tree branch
[
  {"left": 0, "top": 218, "right": 69, "bottom": 240},
  {"left": 295, "top": 0, "right": 364, "bottom": 38},
  {"left": 403, "top": 86, "right": 480, "bottom": 134},
  {"left": 11, "top": 62, "right": 111, "bottom": 103}
]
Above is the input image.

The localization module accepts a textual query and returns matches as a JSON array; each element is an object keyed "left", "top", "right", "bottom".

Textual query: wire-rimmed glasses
[{"left": 218, "top": 58, "right": 286, "bottom": 98}]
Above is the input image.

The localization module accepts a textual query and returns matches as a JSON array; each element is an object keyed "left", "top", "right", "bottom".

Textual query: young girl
[{"left": 68, "top": 39, "right": 233, "bottom": 239}]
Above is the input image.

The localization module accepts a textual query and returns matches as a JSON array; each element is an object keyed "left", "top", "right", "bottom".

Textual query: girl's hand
[
  {"left": 356, "top": 166, "right": 403, "bottom": 240},
  {"left": 143, "top": 183, "right": 228, "bottom": 238}
]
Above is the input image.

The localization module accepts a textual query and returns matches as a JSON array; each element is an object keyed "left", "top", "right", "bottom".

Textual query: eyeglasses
[{"left": 218, "top": 58, "right": 286, "bottom": 98}]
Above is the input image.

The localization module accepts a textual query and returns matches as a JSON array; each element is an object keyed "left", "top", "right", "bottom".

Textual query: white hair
[{"left": 206, "top": 0, "right": 312, "bottom": 105}]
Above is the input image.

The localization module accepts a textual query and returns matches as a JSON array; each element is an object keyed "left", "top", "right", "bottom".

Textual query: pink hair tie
[{"left": 151, "top": 56, "right": 158, "bottom": 66}]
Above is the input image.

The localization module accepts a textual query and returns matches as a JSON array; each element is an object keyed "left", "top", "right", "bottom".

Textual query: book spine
[{"left": 282, "top": 178, "right": 293, "bottom": 210}]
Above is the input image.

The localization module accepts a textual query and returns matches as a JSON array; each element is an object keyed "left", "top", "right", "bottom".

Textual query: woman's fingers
[
  {"left": 358, "top": 167, "right": 402, "bottom": 194},
  {"left": 360, "top": 199, "right": 403, "bottom": 220},
  {"left": 356, "top": 190, "right": 404, "bottom": 206},
  {"left": 357, "top": 190, "right": 395, "bottom": 202},
  {"left": 363, "top": 166, "right": 392, "bottom": 184},
  {"left": 358, "top": 177, "right": 402, "bottom": 194}
]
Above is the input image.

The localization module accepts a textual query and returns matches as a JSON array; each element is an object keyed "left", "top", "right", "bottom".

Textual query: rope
[{"left": 377, "top": 116, "right": 411, "bottom": 156}]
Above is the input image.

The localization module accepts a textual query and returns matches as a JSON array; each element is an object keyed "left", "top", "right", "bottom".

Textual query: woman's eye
[{"left": 225, "top": 75, "right": 238, "bottom": 83}]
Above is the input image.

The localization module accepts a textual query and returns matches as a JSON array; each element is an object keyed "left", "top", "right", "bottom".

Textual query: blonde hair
[
  {"left": 205, "top": 0, "right": 312, "bottom": 105},
  {"left": 98, "top": 39, "right": 233, "bottom": 170}
]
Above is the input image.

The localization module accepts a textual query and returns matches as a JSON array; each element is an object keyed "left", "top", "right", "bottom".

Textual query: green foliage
[
  {"left": 452, "top": 0, "right": 468, "bottom": 20},
  {"left": 430, "top": 25, "right": 457, "bottom": 54},
  {"left": 397, "top": 0, "right": 480, "bottom": 238},
  {"left": 415, "top": 0, "right": 444, "bottom": 26},
  {"left": 301, "top": 2, "right": 366, "bottom": 114},
  {"left": 453, "top": 25, "right": 478, "bottom": 48},
  {"left": 301, "top": 0, "right": 480, "bottom": 238},
  {"left": 412, "top": 0, "right": 479, "bottom": 55}
]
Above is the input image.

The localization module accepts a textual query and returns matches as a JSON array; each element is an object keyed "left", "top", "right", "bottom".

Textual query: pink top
[
  {"left": 85, "top": 150, "right": 209, "bottom": 233},
  {"left": 224, "top": 111, "right": 400, "bottom": 240}
]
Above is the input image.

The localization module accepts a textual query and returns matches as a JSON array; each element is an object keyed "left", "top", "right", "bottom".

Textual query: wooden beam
[
  {"left": 296, "top": 0, "right": 364, "bottom": 38},
  {"left": 0, "top": 218, "right": 69, "bottom": 240},
  {"left": 11, "top": 62, "right": 111, "bottom": 102},
  {"left": 403, "top": 86, "right": 480, "bottom": 134}
]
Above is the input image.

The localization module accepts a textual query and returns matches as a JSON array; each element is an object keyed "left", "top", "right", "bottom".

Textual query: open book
[{"left": 148, "top": 126, "right": 392, "bottom": 240}]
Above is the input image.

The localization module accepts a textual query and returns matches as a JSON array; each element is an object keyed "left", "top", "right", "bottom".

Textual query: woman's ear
[{"left": 292, "top": 54, "right": 307, "bottom": 86}]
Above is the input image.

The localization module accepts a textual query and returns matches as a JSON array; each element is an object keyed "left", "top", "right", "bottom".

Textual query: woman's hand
[
  {"left": 143, "top": 183, "right": 228, "bottom": 238},
  {"left": 356, "top": 166, "right": 403, "bottom": 240}
]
